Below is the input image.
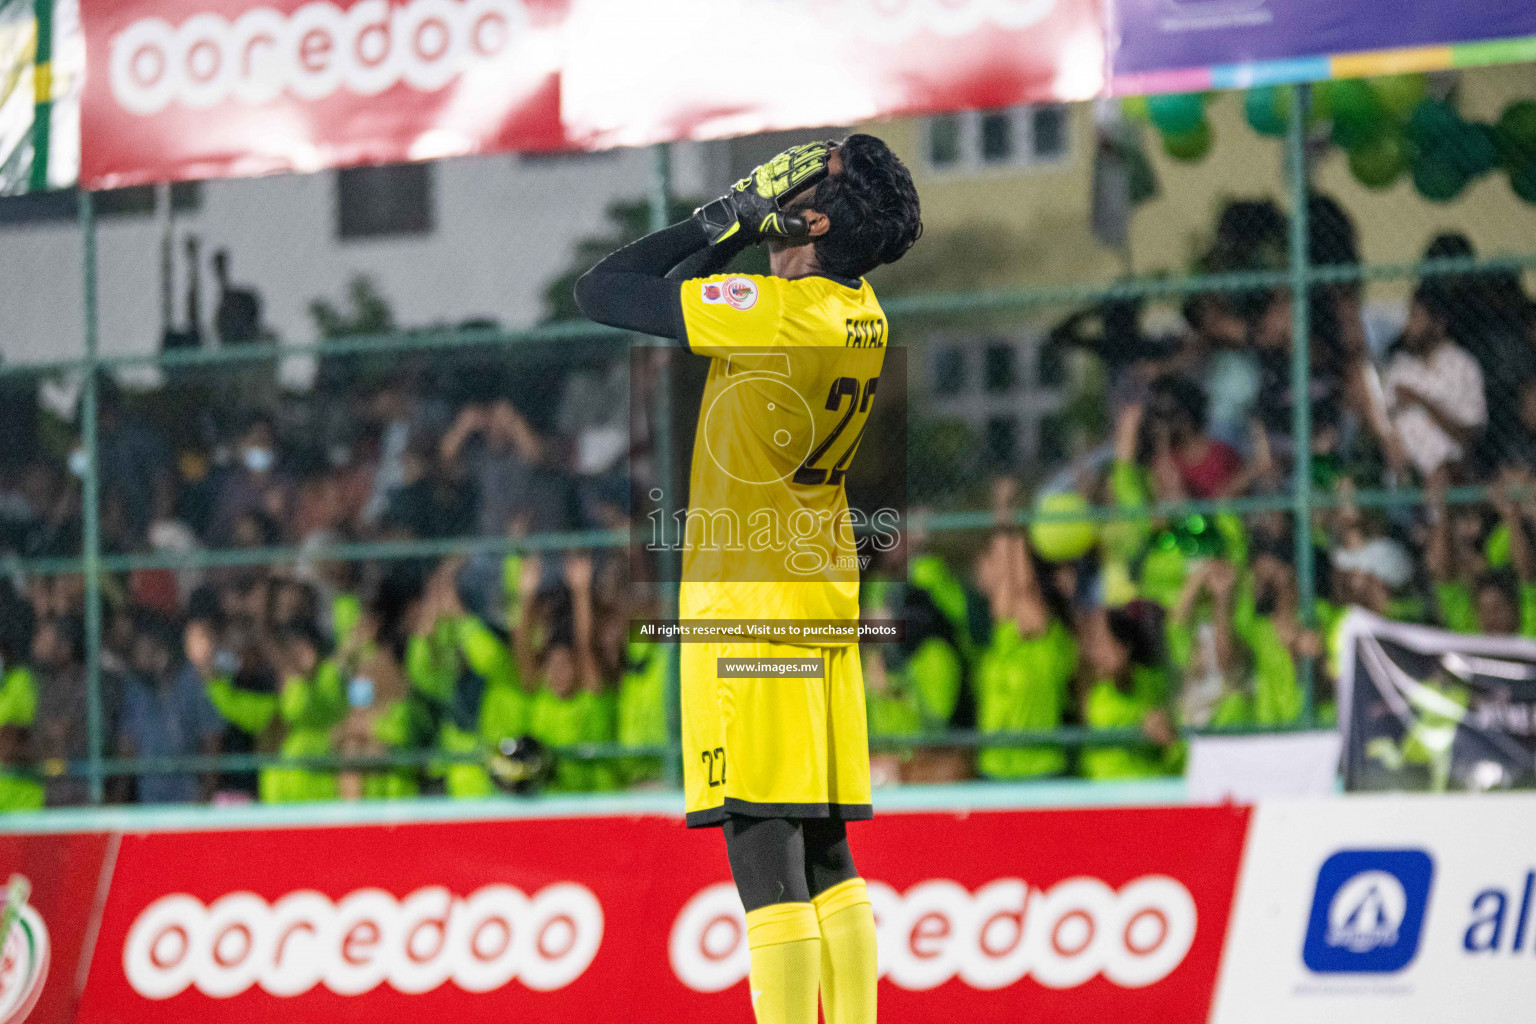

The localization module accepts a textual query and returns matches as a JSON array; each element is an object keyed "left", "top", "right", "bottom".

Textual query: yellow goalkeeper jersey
[{"left": 675, "top": 272, "right": 889, "bottom": 638}]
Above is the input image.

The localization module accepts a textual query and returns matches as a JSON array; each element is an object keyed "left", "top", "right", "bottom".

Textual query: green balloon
[
  {"left": 1413, "top": 153, "right": 1470, "bottom": 202},
  {"left": 1330, "top": 79, "right": 1386, "bottom": 150},
  {"left": 1148, "top": 92, "right": 1206, "bottom": 137},
  {"left": 1349, "top": 131, "right": 1407, "bottom": 188},
  {"left": 1511, "top": 161, "right": 1536, "bottom": 205},
  {"left": 1244, "top": 85, "right": 1291, "bottom": 137},
  {"left": 1497, "top": 100, "right": 1536, "bottom": 164},
  {"left": 1310, "top": 81, "right": 1337, "bottom": 125},
  {"left": 1162, "top": 121, "right": 1213, "bottom": 161},
  {"left": 1407, "top": 98, "right": 1463, "bottom": 149},
  {"left": 1370, "top": 74, "right": 1428, "bottom": 119},
  {"left": 1449, "top": 123, "right": 1499, "bottom": 177}
]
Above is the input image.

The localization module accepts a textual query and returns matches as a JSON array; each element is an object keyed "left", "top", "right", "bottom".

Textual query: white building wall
[{"left": 0, "top": 142, "right": 730, "bottom": 375}]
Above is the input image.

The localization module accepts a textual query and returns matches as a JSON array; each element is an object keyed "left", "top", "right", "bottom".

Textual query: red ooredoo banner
[
  {"left": 5, "top": 804, "right": 1249, "bottom": 1024},
  {"left": 560, "top": 0, "right": 1108, "bottom": 149},
  {"left": 80, "top": 0, "right": 571, "bottom": 188},
  {"left": 79, "top": 0, "right": 1107, "bottom": 188}
]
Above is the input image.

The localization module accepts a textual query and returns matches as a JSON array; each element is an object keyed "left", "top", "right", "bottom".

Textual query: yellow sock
[
  {"left": 744, "top": 902, "right": 821, "bottom": 1024},
  {"left": 814, "top": 878, "right": 879, "bottom": 1024}
]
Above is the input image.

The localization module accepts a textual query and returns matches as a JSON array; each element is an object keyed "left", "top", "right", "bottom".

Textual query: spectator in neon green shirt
[
  {"left": 866, "top": 585, "right": 966, "bottom": 739},
  {"left": 908, "top": 552, "right": 975, "bottom": 662},
  {"left": 1171, "top": 558, "right": 1246, "bottom": 727},
  {"left": 524, "top": 554, "right": 618, "bottom": 793},
  {"left": 330, "top": 601, "right": 426, "bottom": 801},
  {"left": 0, "top": 658, "right": 42, "bottom": 812},
  {"left": 259, "top": 628, "right": 346, "bottom": 803},
  {"left": 863, "top": 584, "right": 967, "bottom": 786},
  {"left": 410, "top": 559, "right": 532, "bottom": 798},
  {"left": 972, "top": 529, "right": 1079, "bottom": 780},
  {"left": 1429, "top": 468, "right": 1536, "bottom": 637},
  {"left": 331, "top": 591, "right": 363, "bottom": 647},
  {"left": 1080, "top": 604, "right": 1179, "bottom": 780},
  {"left": 615, "top": 636, "right": 668, "bottom": 785},
  {"left": 1328, "top": 478, "right": 1426, "bottom": 639},
  {"left": 187, "top": 615, "right": 280, "bottom": 799},
  {"left": 1103, "top": 403, "right": 1250, "bottom": 611}
]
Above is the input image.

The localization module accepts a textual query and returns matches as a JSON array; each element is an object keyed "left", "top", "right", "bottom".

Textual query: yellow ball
[{"left": 1029, "top": 493, "right": 1098, "bottom": 563}]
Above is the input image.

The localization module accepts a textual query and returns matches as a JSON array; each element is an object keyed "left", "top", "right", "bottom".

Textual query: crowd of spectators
[
  {"left": 0, "top": 194, "right": 1532, "bottom": 807},
  {"left": 863, "top": 197, "right": 1536, "bottom": 786},
  {"left": 0, "top": 347, "right": 652, "bottom": 809}
]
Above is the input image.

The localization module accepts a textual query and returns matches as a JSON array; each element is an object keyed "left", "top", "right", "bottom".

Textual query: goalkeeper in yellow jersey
[{"left": 576, "top": 135, "right": 920, "bottom": 1024}]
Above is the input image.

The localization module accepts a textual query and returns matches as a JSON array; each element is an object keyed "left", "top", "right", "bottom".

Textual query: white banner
[
  {"left": 1186, "top": 731, "right": 1342, "bottom": 803},
  {"left": 1212, "top": 792, "right": 1536, "bottom": 1024}
]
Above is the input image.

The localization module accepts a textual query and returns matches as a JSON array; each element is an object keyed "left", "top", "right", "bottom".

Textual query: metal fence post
[
  {"left": 78, "top": 189, "right": 105, "bottom": 803},
  {"left": 648, "top": 143, "right": 684, "bottom": 788},
  {"left": 1286, "top": 84, "right": 1317, "bottom": 725}
]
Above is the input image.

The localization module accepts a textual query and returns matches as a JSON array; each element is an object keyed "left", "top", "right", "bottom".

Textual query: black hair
[
  {"left": 0, "top": 582, "right": 32, "bottom": 665},
  {"left": 809, "top": 134, "right": 922, "bottom": 279},
  {"left": 186, "top": 584, "right": 223, "bottom": 626},
  {"left": 132, "top": 610, "right": 182, "bottom": 659},
  {"left": 1475, "top": 568, "right": 1519, "bottom": 604},
  {"left": 1149, "top": 375, "right": 1209, "bottom": 431},
  {"left": 537, "top": 585, "right": 576, "bottom": 653},
  {"left": 1307, "top": 194, "right": 1358, "bottom": 267},
  {"left": 1106, "top": 600, "right": 1165, "bottom": 668},
  {"left": 278, "top": 622, "right": 327, "bottom": 658},
  {"left": 1418, "top": 233, "right": 1531, "bottom": 351},
  {"left": 897, "top": 586, "right": 953, "bottom": 658},
  {"left": 1213, "top": 199, "right": 1288, "bottom": 267},
  {"left": 1414, "top": 280, "right": 1456, "bottom": 329},
  {"left": 1424, "top": 232, "right": 1474, "bottom": 262},
  {"left": 1030, "top": 546, "right": 1078, "bottom": 625}
]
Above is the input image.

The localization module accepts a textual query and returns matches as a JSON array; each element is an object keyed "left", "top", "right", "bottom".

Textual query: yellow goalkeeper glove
[{"left": 693, "top": 140, "right": 837, "bottom": 245}]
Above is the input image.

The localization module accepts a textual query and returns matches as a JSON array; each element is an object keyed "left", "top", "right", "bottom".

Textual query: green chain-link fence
[{"left": 2, "top": 70, "right": 1535, "bottom": 806}]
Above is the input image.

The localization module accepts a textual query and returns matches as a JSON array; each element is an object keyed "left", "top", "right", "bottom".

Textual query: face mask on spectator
[
  {"left": 68, "top": 449, "right": 88, "bottom": 478},
  {"left": 242, "top": 447, "right": 275, "bottom": 473}
]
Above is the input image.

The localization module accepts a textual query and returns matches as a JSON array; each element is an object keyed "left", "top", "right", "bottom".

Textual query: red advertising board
[
  {"left": 79, "top": 0, "right": 571, "bottom": 188},
  {"left": 79, "top": 0, "right": 1107, "bottom": 187},
  {"left": 560, "top": 0, "right": 1109, "bottom": 149},
  {"left": 7, "top": 804, "right": 1250, "bottom": 1024},
  {"left": 0, "top": 833, "right": 116, "bottom": 1024}
]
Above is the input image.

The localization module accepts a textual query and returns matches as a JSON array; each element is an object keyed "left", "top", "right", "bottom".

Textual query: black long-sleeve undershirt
[{"left": 573, "top": 219, "right": 751, "bottom": 345}]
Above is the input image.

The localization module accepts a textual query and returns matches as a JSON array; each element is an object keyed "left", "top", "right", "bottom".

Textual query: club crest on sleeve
[
  {"left": 724, "top": 277, "right": 758, "bottom": 310},
  {"left": 701, "top": 282, "right": 723, "bottom": 303}
]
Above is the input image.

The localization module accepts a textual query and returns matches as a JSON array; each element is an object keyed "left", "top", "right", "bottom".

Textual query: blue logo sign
[{"left": 1304, "top": 850, "right": 1433, "bottom": 973}]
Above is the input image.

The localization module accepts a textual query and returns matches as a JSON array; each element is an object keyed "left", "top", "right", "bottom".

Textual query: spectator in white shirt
[{"left": 1383, "top": 284, "right": 1487, "bottom": 481}]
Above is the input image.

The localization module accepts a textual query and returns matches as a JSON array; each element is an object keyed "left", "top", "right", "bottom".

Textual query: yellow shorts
[{"left": 682, "top": 640, "right": 872, "bottom": 828}]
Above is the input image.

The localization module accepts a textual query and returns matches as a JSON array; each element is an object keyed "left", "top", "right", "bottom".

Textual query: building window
[
  {"left": 0, "top": 182, "right": 203, "bottom": 227},
  {"left": 1037, "top": 341, "right": 1066, "bottom": 387},
  {"left": 1038, "top": 411, "right": 1069, "bottom": 465},
  {"left": 923, "top": 105, "right": 1072, "bottom": 173},
  {"left": 985, "top": 416, "right": 1018, "bottom": 467},
  {"left": 933, "top": 346, "right": 966, "bottom": 395},
  {"left": 337, "top": 162, "right": 434, "bottom": 240},
  {"left": 984, "top": 344, "right": 1016, "bottom": 393},
  {"left": 979, "top": 112, "right": 1014, "bottom": 165},
  {"left": 1033, "top": 106, "right": 1067, "bottom": 160},
  {"left": 928, "top": 114, "right": 962, "bottom": 168},
  {"left": 97, "top": 182, "right": 202, "bottom": 217}
]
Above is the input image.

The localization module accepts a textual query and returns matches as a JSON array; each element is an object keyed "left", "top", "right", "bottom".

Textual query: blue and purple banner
[{"left": 1112, "top": 0, "right": 1536, "bottom": 94}]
